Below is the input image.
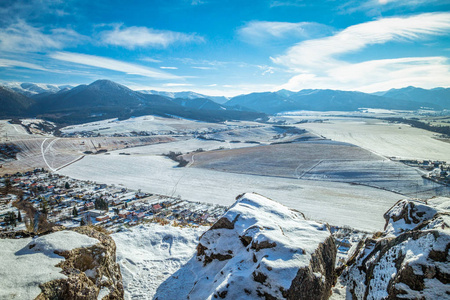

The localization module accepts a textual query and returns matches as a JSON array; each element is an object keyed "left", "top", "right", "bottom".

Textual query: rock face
[
  {"left": 36, "top": 226, "right": 124, "bottom": 300},
  {"left": 344, "top": 197, "right": 450, "bottom": 299},
  {"left": 190, "top": 193, "right": 336, "bottom": 300}
]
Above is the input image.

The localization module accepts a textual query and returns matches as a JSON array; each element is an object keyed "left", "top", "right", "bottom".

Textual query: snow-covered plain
[
  {"left": 61, "top": 116, "right": 236, "bottom": 136},
  {"left": 0, "top": 231, "right": 99, "bottom": 300},
  {"left": 58, "top": 151, "right": 402, "bottom": 232},
  {"left": 112, "top": 223, "right": 207, "bottom": 300},
  {"left": 295, "top": 118, "right": 450, "bottom": 162},
  {"left": 0, "top": 120, "right": 31, "bottom": 142}
]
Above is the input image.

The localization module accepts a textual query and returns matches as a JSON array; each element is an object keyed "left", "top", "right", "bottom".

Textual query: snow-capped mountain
[
  {"left": 4, "top": 82, "right": 73, "bottom": 98},
  {"left": 139, "top": 90, "right": 229, "bottom": 104}
]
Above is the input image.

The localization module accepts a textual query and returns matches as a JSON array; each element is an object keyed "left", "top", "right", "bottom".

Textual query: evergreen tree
[
  {"left": 72, "top": 206, "right": 78, "bottom": 217},
  {"left": 65, "top": 182, "right": 70, "bottom": 189},
  {"left": 41, "top": 197, "right": 49, "bottom": 214},
  {"left": 3, "top": 178, "right": 11, "bottom": 195},
  {"left": 80, "top": 218, "right": 86, "bottom": 226},
  {"left": 17, "top": 211, "right": 22, "bottom": 222},
  {"left": 5, "top": 212, "right": 17, "bottom": 227}
]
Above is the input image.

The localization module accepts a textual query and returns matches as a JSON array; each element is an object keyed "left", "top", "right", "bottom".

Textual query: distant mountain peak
[{"left": 89, "top": 79, "right": 127, "bottom": 89}]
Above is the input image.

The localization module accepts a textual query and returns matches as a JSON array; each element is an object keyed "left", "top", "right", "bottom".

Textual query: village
[
  {"left": 0, "top": 169, "right": 226, "bottom": 234},
  {"left": 398, "top": 159, "right": 450, "bottom": 185}
]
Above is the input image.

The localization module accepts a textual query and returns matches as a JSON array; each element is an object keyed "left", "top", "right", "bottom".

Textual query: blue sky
[{"left": 0, "top": 0, "right": 450, "bottom": 96}]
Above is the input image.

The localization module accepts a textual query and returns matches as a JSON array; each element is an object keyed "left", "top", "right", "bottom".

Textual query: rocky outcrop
[
  {"left": 343, "top": 197, "right": 450, "bottom": 299},
  {"left": 190, "top": 193, "right": 336, "bottom": 300},
  {"left": 36, "top": 226, "right": 124, "bottom": 300}
]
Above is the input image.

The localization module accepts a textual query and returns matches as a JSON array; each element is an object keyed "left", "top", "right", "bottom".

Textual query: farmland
[
  {"left": 185, "top": 140, "right": 445, "bottom": 197},
  {"left": 2, "top": 113, "right": 450, "bottom": 232},
  {"left": 0, "top": 136, "right": 175, "bottom": 174},
  {"left": 280, "top": 115, "right": 450, "bottom": 162},
  {"left": 58, "top": 153, "right": 402, "bottom": 232}
]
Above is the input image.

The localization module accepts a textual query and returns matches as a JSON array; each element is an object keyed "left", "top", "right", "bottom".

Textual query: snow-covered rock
[
  {"left": 0, "top": 230, "right": 99, "bottom": 300},
  {"left": 189, "top": 193, "right": 336, "bottom": 300},
  {"left": 36, "top": 227, "right": 124, "bottom": 300},
  {"left": 344, "top": 197, "right": 450, "bottom": 299},
  {"left": 383, "top": 199, "right": 439, "bottom": 236}
]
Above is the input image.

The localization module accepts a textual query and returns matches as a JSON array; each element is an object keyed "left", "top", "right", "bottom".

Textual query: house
[
  {"left": 88, "top": 209, "right": 106, "bottom": 217},
  {"left": 118, "top": 210, "right": 130, "bottom": 218},
  {"left": 84, "top": 202, "right": 95, "bottom": 210},
  {"left": 96, "top": 215, "right": 110, "bottom": 222},
  {"left": 152, "top": 204, "right": 162, "bottom": 212}
]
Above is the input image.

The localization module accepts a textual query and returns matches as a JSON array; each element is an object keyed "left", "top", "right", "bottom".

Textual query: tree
[
  {"left": 3, "top": 178, "right": 11, "bottom": 195},
  {"left": 65, "top": 182, "right": 70, "bottom": 189},
  {"left": 80, "top": 218, "right": 86, "bottom": 226},
  {"left": 95, "top": 198, "right": 108, "bottom": 211},
  {"left": 72, "top": 206, "right": 78, "bottom": 217},
  {"left": 17, "top": 211, "right": 22, "bottom": 222},
  {"left": 40, "top": 197, "right": 49, "bottom": 214},
  {"left": 5, "top": 212, "right": 17, "bottom": 227}
]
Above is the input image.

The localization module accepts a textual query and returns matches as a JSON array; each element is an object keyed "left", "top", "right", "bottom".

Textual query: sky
[{"left": 0, "top": 0, "right": 450, "bottom": 96}]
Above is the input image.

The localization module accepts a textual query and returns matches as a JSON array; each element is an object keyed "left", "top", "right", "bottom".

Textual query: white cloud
[
  {"left": 50, "top": 52, "right": 181, "bottom": 80},
  {"left": 273, "top": 13, "right": 450, "bottom": 91},
  {"left": 340, "top": 0, "right": 444, "bottom": 14},
  {"left": 273, "top": 13, "right": 450, "bottom": 71},
  {"left": 0, "top": 21, "right": 87, "bottom": 52},
  {"left": 279, "top": 56, "right": 450, "bottom": 92},
  {"left": 141, "top": 57, "right": 162, "bottom": 63},
  {"left": 192, "top": 66, "right": 214, "bottom": 70},
  {"left": 100, "top": 25, "right": 204, "bottom": 49},
  {"left": 163, "top": 83, "right": 194, "bottom": 87},
  {"left": 0, "top": 58, "right": 49, "bottom": 71},
  {"left": 160, "top": 66, "right": 178, "bottom": 69},
  {"left": 238, "top": 21, "right": 331, "bottom": 44}
]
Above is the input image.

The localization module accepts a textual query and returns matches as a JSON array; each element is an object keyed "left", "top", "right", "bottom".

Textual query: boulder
[
  {"left": 344, "top": 197, "right": 450, "bottom": 299},
  {"left": 36, "top": 226, "right": 124, "bottom": 300},
  {"left": 190, "top": 193, "right": 336, "bottom": 300}
]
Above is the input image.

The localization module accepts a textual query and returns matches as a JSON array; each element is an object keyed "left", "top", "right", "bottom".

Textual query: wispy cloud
[
  {"left": 0, "top": 58, "right": 49, "bottom": 71},
  {"left": 141, "top": 57, "right": 162, "bottom": 63},
  {"left": 340, "top": 0, "right": 445, "bottom": 15},
  {"left": 238, "top": 21, "right": 331, "bottom": 44},
  {"left": 0, "top": 0, "right": 73, "bottom": 25},
  {"left": 192, "top": 66, "right": 214, "bottom": 70},
  {"left": 279, "top": 56, "right": 450, "bottom": 92},
  {"left": 100, "top": 25, "right": 204, "bottom": 49},
  {"left": 0, "top": 21, "right": 87, "bottom": 52},
  {"left": 163, "top": 83, "right": 193, "bottom": 87},
  {"left": 269, "top": 1, "right": 306, "bottom": 8},
  {"left": 160, "top": 66, "right": 178, "bottom": 69},
  {"left": 273, "top": 12, "right": 450, "bottom": 71},
  {"left": 274, "top": 12, "right": 450, "bottom": 91},
  {"left": 50, "top": 52, "right": 181, "bottom": 80}
]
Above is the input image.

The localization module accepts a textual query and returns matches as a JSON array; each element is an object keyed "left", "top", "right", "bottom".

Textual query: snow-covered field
[
  {"left": 58, "top": 151, "right": 402, "bottom": 232},
  {"left": 112, "top": 223, "right": 207, "bottom": 300},
  {"left": 0, "top": 120, "right": 32, "bottom": 142},
  {"left": 0, "top": 231, "right": 99, "bottom": 300},
  {"left": 295, "top": 118, "right": 450, "bottom": 162},
  {"left": 61, "top": 115, "right": 240, "bottom": 136}
]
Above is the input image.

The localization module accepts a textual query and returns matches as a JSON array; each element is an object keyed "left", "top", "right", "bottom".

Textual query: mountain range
[
  {"left": 1, "top": 80, "right": 265, "bottom": 124},
  {"left": 1, "top": 80, "right": 449, "bottom": 124}
]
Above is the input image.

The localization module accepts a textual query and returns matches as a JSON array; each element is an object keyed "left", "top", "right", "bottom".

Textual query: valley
[
  {"left": 2, "top": 111, "right": 448, "bottom": 232},
  {"left": 1, "top": 83, "right": 449, "bottom": 300}
]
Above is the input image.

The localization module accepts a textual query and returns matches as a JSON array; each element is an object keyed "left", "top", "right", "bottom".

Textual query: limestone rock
[
  {"left": 36, "top": 226, "right": 124, "bottom": 300},
  {"left": 190, "top": 193, "right": 336, "bottom": 300},
  {"left": 344, "top": 197, "right": 450, "bottom": 299}
]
